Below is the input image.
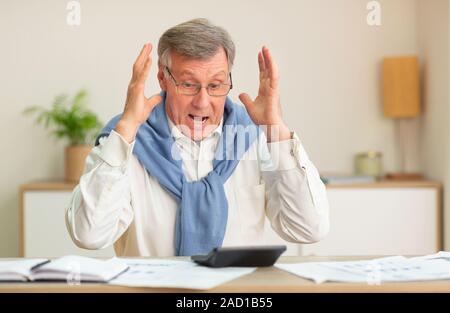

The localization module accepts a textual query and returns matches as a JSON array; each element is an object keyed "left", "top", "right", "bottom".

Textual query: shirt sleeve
[
  {"left": 259, "top": 131, "right": 330, "bottom": 243},
  {"left": 65, "top": 130, "right": 136, "bottom": 250}
]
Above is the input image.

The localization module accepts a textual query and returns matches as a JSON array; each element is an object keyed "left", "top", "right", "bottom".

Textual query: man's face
[{"left": 158, "top": 48, "right": 230, "bottom": 140}]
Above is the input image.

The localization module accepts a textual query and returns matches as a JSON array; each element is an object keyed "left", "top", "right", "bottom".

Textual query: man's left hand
[{"left": 239, "top": 46, "right": 291, "bottom": 142}]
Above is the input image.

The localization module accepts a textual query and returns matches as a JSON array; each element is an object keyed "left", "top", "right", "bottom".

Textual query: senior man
[{"left": 66, "top": 18, "right": 329, "bottom": 256}]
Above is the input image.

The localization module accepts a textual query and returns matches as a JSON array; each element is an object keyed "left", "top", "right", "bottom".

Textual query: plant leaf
[{"left": 23, "top": 89, "right": 103, "bottom": 145}]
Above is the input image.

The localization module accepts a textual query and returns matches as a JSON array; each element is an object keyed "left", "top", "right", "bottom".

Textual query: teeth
[{"left": 189, "top": 114, "right": 208, "bottom": 122}]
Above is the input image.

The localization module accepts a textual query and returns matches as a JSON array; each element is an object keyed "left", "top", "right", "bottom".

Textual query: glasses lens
[
  {"left": 208, "top": 84, "right": 231, "bottom": 96},
  {"left": 178, "top": 83, "right": 199, "bottom": 95}
]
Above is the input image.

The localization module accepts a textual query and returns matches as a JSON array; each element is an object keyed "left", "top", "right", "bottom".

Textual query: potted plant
[{"left": 23, "top": 89, "right": 103, "bottom": 182}]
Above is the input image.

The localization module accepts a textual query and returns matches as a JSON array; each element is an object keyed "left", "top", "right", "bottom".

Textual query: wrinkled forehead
[{"left": 170, "top": 49, "right": 229, "bottom": 78}]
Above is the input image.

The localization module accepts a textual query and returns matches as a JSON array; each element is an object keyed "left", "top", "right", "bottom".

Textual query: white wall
[
  {"left": 0, "top": 0, "right": 419, "bottom": 256},
  {"left": 417, "top": 0, "right": 450, "bottom": 250}
]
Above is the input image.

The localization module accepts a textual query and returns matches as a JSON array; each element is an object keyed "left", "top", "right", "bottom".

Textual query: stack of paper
[
  {"left": 109, "top": 258, "right": 256, "bottom": 290},
  {"left": 275, "top": 252, "right": 450, "bottom": 284}
]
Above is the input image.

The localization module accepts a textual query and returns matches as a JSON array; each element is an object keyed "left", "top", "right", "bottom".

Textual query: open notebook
[{"left": 0, "top": 256, "right": 129, "bottom": 282}]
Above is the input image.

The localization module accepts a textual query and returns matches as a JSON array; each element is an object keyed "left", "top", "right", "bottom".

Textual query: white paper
[
  {"left": 109, "top": 258, "right": 256, "bottom": 290},
  {"left": 276, "top": 254, "right": 450, "bottom": 284},
  {"left": 408, "top": 251, "right": 450, "bottom": 261}
]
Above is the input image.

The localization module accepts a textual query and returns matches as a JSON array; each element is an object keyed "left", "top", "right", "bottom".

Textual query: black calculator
[{"left": 191, "top": 245, "right": 286, "bottom": 268}]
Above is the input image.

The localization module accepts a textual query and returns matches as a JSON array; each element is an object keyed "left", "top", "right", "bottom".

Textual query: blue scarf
[{"left": 96, "top": 91, "right": 259, "bottom": 256}]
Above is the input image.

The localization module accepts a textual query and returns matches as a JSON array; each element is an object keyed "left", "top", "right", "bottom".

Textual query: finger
[
  {"left": 138, "top": 56, "right": 152, "bottom": 84},
  {"left": 137, "top": 43, "right": 151, "bottom": 67},
  {"left": 239, "top": 93, "right": 255, "bottom": 112},
  {"left": 262, "top": 46, "right": 279, "bottom": 89},
  {"left": 262, "top": 46, "right": 270, "bottom": 71},
  {"left": 145, "top": 93, "right": 163, "bottom": 109},
  {"left": 133, "top": 43, "right": 152, "bottom": 74},
  {"left": 258, "top": 52, "right": 266, "bottom": 81}
]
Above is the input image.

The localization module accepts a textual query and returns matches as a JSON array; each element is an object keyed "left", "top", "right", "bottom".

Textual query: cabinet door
[
  {"left": 301, "top": 188, "right": 440, "bottom": 256},
  {"left": 23, "top": 191, "right": 115, "bottom": 258}
]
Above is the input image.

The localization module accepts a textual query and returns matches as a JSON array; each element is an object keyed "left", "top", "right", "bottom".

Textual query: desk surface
[{"left": 1, "top": 256, "right": 449, "bottom": 293}]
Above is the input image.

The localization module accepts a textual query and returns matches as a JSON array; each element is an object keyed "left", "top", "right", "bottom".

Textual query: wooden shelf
[
  {"left": 325, "top": 180, "right": 441, "bottom": 189},
  {"left": 22, "top": 179, "right": 441, "bottom": 191},
  {"left": 20, "top": 180, "right": 77, "bottom": 191}
]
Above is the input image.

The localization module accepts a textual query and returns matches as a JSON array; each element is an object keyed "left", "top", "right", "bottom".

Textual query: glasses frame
[{"left": 165, "top": 66, "right": 233, "bottom": 97}]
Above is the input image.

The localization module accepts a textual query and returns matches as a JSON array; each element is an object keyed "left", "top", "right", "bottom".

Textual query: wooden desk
[{"left": 1, "top": 256, "right": 450, "bottom": 292}]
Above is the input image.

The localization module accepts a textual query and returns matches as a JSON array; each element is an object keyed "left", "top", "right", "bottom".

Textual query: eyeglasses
[{"left": 165, "top": 66, "right": 233, "bottom": 97}]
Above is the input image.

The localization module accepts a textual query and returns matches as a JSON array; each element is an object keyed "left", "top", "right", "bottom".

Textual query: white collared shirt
[{"left": 66, "top": 115, "right": 330, "bottom": 257}]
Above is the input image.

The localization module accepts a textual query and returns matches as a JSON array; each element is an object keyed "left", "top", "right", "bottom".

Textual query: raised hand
[
  {"left": 239, "top": 46, "right": 291, "bottom": 142},
  {"left": 115, "top": 43, "right": 163, "bottom": 143}
]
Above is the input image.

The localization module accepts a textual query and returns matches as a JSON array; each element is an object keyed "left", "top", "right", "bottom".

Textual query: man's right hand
[{"left": 115, "top": 43, "right": 163, "bottom": 143}]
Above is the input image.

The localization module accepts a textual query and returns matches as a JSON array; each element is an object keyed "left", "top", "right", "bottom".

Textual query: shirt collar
[{"left": 166, "top": 112, "right": 223, "bottom": 142}]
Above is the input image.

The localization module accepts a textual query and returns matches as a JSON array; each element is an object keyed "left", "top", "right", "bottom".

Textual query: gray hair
[{"left": 157, "top": 18, "right": 235, "bottom": 71}]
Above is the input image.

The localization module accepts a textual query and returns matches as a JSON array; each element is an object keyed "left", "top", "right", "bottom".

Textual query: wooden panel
[
  {"left": 20, "top": 181, "right": 77, "bottom": 191},
  {"left": 326, "top": 180, "right": 441, "bottom": 189}
]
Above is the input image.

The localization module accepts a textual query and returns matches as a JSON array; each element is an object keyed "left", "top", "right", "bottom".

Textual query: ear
[{"left": 157, "top": 65, "right": 167, "bottom": 91}]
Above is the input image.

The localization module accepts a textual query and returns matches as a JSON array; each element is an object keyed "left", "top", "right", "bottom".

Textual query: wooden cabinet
[
  {"left": 19, "top": 182, "right": 114, "bottom": 258},
  {"left": 301, "top": 181, "right": 442, "bottom": 256},
  {"left": 19, "top": 180, "right": 442, "bottom": 257}
]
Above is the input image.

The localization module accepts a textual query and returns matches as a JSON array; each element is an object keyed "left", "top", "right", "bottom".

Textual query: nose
[{"left": 191, "top": 87, "right": 210, "bottom": 110}]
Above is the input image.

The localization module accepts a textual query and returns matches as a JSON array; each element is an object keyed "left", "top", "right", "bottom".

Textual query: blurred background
[{"left": 0, "top": 0, "right": 448, "bottom": 258}]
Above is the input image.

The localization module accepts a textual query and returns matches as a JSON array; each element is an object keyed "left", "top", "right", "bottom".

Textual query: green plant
[{"left": 23, "top": 89, "right": 103, "bottom": 146}]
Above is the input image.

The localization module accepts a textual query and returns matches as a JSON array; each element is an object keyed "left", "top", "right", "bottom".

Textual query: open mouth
[{"left": 188, "top": 114, "right": 209, "bottom": 123}]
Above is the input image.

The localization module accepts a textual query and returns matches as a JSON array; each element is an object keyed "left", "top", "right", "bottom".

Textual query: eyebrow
[{"left": 179, "top": 70, "right": 227, "bottom": 79}]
